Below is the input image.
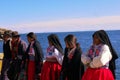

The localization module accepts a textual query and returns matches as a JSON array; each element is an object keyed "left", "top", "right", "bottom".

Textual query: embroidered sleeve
[
  {"left": 90, "top": 45, "right": 112, "bottom": 68},
  {"left": 81, "top": 54, "right": 91, "bottom": 65},
  {"left": 46, "top": 46, "right": 54, "bottom": 58},
  {"left": 53, "top": 48, "right": 64, "bottom": 65},
  {"left": 81, "top": 46, "right": 92, "bottom": 65}
]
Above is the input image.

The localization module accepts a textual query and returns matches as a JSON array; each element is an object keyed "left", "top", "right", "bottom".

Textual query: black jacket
[
  {"left": 3, "top": 40, "right": 12, "bottom": 59},
  {"left": 25, "top": 40, "right": 44, "bottom": 74}
]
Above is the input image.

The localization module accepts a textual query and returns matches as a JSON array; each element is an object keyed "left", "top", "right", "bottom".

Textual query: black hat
[{"left": 12, "top": 31, "right": 20, "bottom": 37}]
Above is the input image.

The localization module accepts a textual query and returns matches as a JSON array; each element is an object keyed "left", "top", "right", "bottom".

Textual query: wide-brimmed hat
[
  {"left": 3, "top": 31, "right": 12, "bottom": 37},
  {"left": 12, "top": 31, "right": 20, "bottom": 37}
]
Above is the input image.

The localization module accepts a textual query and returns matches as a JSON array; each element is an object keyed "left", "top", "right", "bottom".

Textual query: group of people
[
  {"left": 0, "top": 31, "right": 43, "bottom": 80},
  {"left": 0, "top": 29, "right": 118, "bottom": 80}
]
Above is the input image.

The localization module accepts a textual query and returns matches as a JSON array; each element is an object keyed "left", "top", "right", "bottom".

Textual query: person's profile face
[
  {"left": 65, "top": 42, "right": 69, "bottom": 48},
  {"left": 65, "top": 41, "right": 75, "bottom": 48},
  {"left": 27, "top": 37, "right": 33, "bottom": 43},
  {"left": 93, "top": 35, "right": 101, "bottom": 45},
  {"left": 48, "top": 40, "right": 52, "bottom": 46},
  {"left": 3, "top": 36, "right": 9, "bottom": 41},
  {"left": 12, "top": 37, "right": 18, "bottom": 42}
]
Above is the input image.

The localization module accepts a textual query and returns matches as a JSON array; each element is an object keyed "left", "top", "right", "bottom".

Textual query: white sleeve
[
  {"left": 81, "top": 46, "right": 92, "bottom": 65},
  {"left": 81, "top": 54, "right": 91, "bottom": 65},
  {"left": 90, "top": 45, "right": 112, "bottom": 68},
  {"left": 53, "top": 48, "right": 64, "bottom": 65}
]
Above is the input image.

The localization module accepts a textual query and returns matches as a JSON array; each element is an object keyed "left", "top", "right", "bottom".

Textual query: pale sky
[{"left": 1, "top": 0, "right": 120, "bottom": 33}]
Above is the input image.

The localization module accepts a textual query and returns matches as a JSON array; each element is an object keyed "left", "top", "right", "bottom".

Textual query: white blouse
[
  {"left": 46, "top": 48, "right": 64, "bottom": 65},
  {"left": 81, "top": 44, "right": 112, "bottom": 68}
]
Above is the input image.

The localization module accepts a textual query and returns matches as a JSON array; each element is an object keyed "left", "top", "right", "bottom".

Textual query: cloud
[{"left": 7, "top": 16, "right": 120, "bottom": 33}]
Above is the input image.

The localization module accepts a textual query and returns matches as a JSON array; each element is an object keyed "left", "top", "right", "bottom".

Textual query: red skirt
[
  {"left": 82, "top": 68, "right": 114, "bottom": 80},
  {"left": 40, "top": 61, "right": 62, "bottom": 80},
  {"left": 27, "top": 61, "right": 35, "bottom": 80}
]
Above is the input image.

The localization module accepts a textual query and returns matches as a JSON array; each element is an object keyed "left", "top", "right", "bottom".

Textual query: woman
[
  {"left": 24, "top": 32, "right": 43, "bottom": 80},
  {"left": 41, "top": 34, "right": 64, "bottom": 80},
  {"left": 81, "top": 30, "right": 118, "bottom": 80},
  {"left": 61, "top": 34, "right": 84, "bottom": 80}
]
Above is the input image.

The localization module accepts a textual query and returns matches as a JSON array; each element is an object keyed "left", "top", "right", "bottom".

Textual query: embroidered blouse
[
  {"left": 46, "top": 46, "right": 63, "bottom": 65},
  {"left": 81, "top": 44, "right": 112, "bottom": 68},
  {"left": 28, "top": 41, "right": 35, "bottom": 61}
]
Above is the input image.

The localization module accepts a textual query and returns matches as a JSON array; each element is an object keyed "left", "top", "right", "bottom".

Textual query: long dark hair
[
  {"left": 64, "top": 34, "right": 77, "bottom": 48},
  {"left": 93, "top": 30, "right": 118, "bottom": 79},
  {"left": 48, "top": 34, "right": 63, "bottom": 55},
  {"left": 27, "top": 32, "right": 37, "bottom": 40}
]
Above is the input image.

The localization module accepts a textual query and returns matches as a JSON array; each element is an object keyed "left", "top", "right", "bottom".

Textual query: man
[
  {"left": 7, "top": 31, "right": 27, "bottom": 80},
  {"left": 0, "top": 31, "right": 12, "bottom": 80}
]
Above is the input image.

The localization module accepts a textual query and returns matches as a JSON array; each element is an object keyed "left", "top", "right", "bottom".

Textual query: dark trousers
[
  {"left": 7, "top": 59, "right": 22, "bottom": 80},
  {"left": 0, "top": 58, "right": 11, "bottom": 80}
]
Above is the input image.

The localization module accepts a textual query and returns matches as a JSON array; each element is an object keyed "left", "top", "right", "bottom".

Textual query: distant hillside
[{"left": 0, "top": 28, "right": 12, "bottom": 39}]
